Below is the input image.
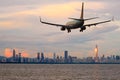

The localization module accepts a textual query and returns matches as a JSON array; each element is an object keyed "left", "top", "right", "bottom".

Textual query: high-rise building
[
  {"left": 56, "top": 55, "right": 60, "bottom": 63},
  {"left": 15, "top": 54, "right": 19, "bottom": 62},
  {"left": 101, "top": 54, "right": 105, "bottom": 62},
  {"left": 64, "top": 50, "right": 68, "bottom": 63},
  {"left": 19, "top": 53, "right": 21, "bottom": 58},
  {"left": 41, "top": 52, "right": 44, "bottom": 62},
  {"left": 37, "top": 52, "right": 40, "bottom": 60},
  {"left": 53, "top": 53, "right": 56, "bottom": 60},
  {"left": 94, "top": 45, "right": 99, "bottom": 62},
  {"left": 18, "top": 53, "right": 22, "bottom": 62},
  {"left": 13, "top": 49, "right": 16, "bottom": 61},
  {"left": 64, "top": 51, "right": 68, "bottom": 59}
]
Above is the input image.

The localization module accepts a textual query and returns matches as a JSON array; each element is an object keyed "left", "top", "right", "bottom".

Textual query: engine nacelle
[
  {"left": 61, "top": 27, "right": 66, "bottom": 31},
  {"left": 81, "top": 26, "right": 86, "bottom": 30},
  {"left": 80, "top": 26, "right": 86, "bottom": 32}
]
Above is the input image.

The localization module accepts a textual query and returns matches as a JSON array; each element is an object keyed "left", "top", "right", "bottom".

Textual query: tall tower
[
  {"left": 37, "top": 52, "right": 40, "bottom": 60},
  {"left": 18, "top": 53, "right": 22, "bottom": 63},
  {"left": 41, "top": 52, "right": 44, "bottom": 62},
  {"left": 64, "top": 50, "right": 68, "bottom": 63},
  {"left": 94, "top": 45, "right": 99, "bottom": 62},
  {"left": 53, "top": 53, "right": 56, "bottom": 60},
  {"left": 13, "top": 49, "right": 16, "bottom": 59}
]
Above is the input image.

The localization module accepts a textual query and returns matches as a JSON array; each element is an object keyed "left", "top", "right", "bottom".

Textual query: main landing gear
[
  {"left": 80, "top": 29, "right": 83, "bottom": 32},
  {"left": 67, "top": 29, "right": 71, "bottom": 33}
]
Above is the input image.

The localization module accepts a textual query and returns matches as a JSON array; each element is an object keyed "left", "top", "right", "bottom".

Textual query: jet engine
[
  {"left": 81, "top": 26, "right": 86, "bottom": 30},
  {"left": 80, "top": 26, "right": 86, "bottom": 32},
  {"left": 61, "top": 27, "right": 66, "bottom": 31}
]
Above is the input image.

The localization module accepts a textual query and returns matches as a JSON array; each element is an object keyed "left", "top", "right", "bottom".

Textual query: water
[{"left": 0, "top": 64, "right": 119, "bottom": 80}]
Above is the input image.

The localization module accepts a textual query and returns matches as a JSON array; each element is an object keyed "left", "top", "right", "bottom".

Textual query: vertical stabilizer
[{"left": 80, "top": 2, "right": 84, "bottom": 19}]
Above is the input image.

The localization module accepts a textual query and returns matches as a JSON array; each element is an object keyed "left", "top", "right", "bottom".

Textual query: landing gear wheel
[
  {"left": 80, "top": 30, "right": 83, "bottom": 32},
  {"left": 67, "top": 29, "right": 71, "bottom": 33}
]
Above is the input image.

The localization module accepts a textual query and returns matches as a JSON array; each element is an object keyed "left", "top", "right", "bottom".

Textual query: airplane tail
[{"left": 80, "top": 2, "right": 84, "bottom": 19}]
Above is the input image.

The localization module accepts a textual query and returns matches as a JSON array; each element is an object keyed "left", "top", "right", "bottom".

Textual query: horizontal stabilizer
[
  {"left": 68, "top": 17, "right": 99, "bottom": 21},
  {"left": 84, "top": 17, "right": 99, "bottom": 21},
  {"left": 68, "top": 17, "right": 83, "bottom": 21}
]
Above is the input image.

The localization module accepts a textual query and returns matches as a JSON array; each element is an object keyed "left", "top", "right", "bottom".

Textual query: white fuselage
[{"left": 65, "top": 20, "right": 84, "bottom": 29}]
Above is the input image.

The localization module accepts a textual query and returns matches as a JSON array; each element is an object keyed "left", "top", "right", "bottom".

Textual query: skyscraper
[
  {"left": 64, "top": 51, "right": 68, "bottom": 59},
  {"left": 64, "top": 50, "right": 68, "bottom": 63},
  {"left": 94, "top": 45, "right": 99, "bottom": 62},
  {"left": 13, "top": 49, "right": 16, "bottom": 60},
  {"left": 18, "top": 53, "right": 22, "bottom": 63},
  {"left": 37, "top": 52, "right": 40, "bottom": 60},
  {"left": 53, "top": 53, "right": 56, "bottom": 60},
  {"left": 41, "top": 52, "right": 44, "bottom": 62}
]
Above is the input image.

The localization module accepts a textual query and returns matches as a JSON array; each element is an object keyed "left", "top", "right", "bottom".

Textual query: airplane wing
[
  {"left": 39, "top": 17, "right": 67, "bottom": 27},
  {"left": 84, "top": 19, "right": 112, "bottom": 27}
]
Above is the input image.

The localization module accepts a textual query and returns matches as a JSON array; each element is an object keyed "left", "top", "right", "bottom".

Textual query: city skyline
[
  {"left": 1, "top": 44, "right": 119, "bottom": 59},
  {"left": 0, "top": 0, "right": 120, "bottom": 58},
  {"left": 0, "top": 47, "right": 120, "bottom": 64}
]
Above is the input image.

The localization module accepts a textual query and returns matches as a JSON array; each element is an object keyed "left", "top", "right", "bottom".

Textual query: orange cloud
[
  {"left": 38, "top": 2, "right": 105, "bottom": 18},
  {"left": 0, "top": 21, "right": 14, "bottom": 28},
  {"left": 22, "top": 51, "right": 29, "bottom": 57},
  {"left": 0, "top": 1, "right": 105, "bottom": 18},
  {"left": 5, "top": 48, "right": 12, "bottom": 58},
  {"left": 0, "top": 1, "right": 106, "bottom": 31},
  {"left": 0, "top": 20, "right": 29, "bottom": 29},
  {"left": 85, "top": 2, "right": 105, "bottom": 10}
]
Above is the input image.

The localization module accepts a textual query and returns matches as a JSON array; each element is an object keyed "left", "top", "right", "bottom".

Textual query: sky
[{"left": 0, "top": 0, "right": 120, "bottom": 58}]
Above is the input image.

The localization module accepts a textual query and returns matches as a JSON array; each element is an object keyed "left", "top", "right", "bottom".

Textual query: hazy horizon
[{"left": 0, "top": 0, "right": 120, "bottom": 58}]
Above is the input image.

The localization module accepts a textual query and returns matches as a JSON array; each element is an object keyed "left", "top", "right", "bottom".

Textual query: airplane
[{"left": 39, "top": 2, "right": 113, "bottom": 33}]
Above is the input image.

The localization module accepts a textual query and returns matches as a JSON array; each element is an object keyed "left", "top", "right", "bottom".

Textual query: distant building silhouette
[
  {"left": 56, "top": 55, "right": 60, "bottom": 63},
  {"left": 16, "top": 54, "right": 19, "bottom": 62},
  {"left": 94, "top": 45, "right": 99, "bottom": 62},
  {"left": 18, "top": 53, "right": 22, "bottom": 63},
  {"left": 53, "top": 53, "right": 56, "bottom": 60},
  {"left": 0, "top": 48, "right": 120, "bottom": 64},
  {"left": 37, "top": 52, "right": 40, "bottom": 60},
  {"left": 64, "top": 50, "right": 68, "bottom": 63},
  {"left": 41, "top": 52, "right": 44, "bottom": 62},
  {"left": 13, "top": 49, "right": 16, "bottom": 62}
]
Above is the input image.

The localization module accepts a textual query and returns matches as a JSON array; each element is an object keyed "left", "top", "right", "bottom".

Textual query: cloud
[
  {"left": 0, "top": 21, "right": 14, "bottom": 28},
  {"left": 4, "top": 48, "right": 12, "bottom": 57},
  {"left": 113, "top": 20, "right": 120, "bottom": 28},
  {"left": 0, "top": 1, "right": 106, "bottom": 18},
  {"left": 0, "top": 1, "right": 107, "bottom": 31},
  {"left": 43, "top": 22, "right": 119, "bottom": 45},
  {"left": 0, "top": 0, "right": 55, "bottom": 7}
]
